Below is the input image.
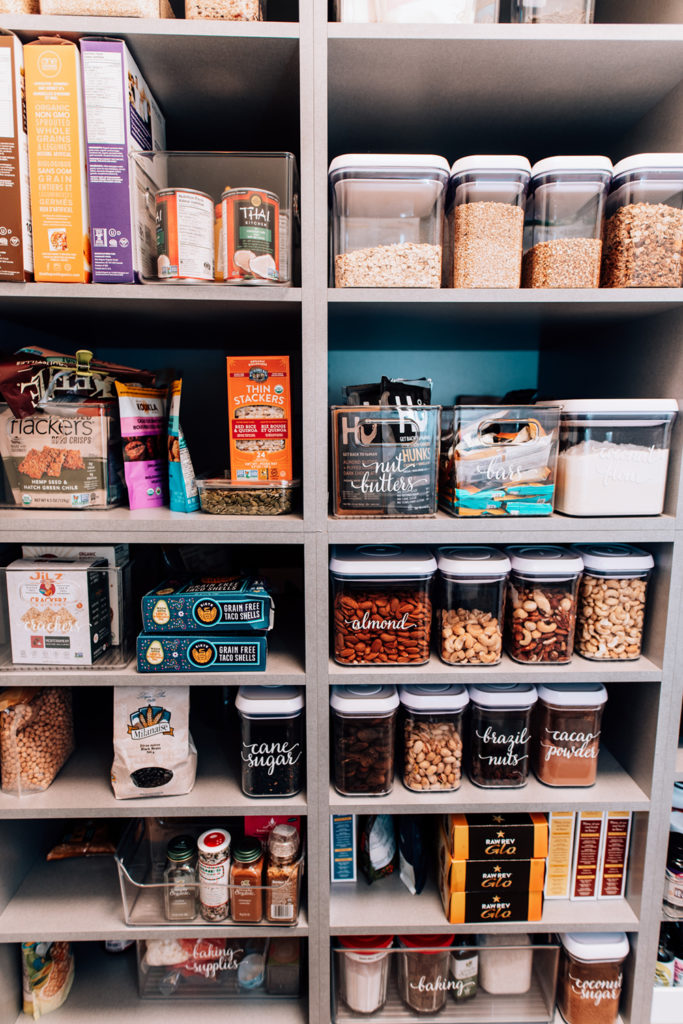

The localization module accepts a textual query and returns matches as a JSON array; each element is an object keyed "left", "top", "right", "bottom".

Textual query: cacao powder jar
[{"left": 535, "top": 683, "right": 607, "bottom": 787}]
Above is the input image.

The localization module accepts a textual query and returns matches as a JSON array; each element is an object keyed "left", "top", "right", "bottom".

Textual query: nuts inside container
[
  {"left": 185, "top": 0, "right": 264, "bottom": 17},
  {"left": 330, "top": 685, "right": 398, "bottom": 796},
  {"left": 436, "top": 545, "right": 510, "bottom": 666},
  {"left": 399, "top": 684, "right": 468, "bottom": 792},
  {"left": 197, "top": 476, "right": 300, "bottom": 515},
  {"left": 505, "top": 546, "right": 583, "bottom": 664},
  {"left": 574, "top": 544, "right": 653, "bottom": 661}
]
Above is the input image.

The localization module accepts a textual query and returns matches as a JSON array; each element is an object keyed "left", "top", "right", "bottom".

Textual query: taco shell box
[
  {"left": 0, "top": 32, "right": 33, "bottom": 282},
  {"left": 437, "top": 823, "right": 546, "bottom": 894},
  {"left": 137, "top": 633, "right": 267, "bottom": 673},
  {"left": 7, "top": 557, "right": 111, "bottom": 665},
  {"left": 141, "top": 576, "right": 273, "bottom": 634},
  {"left": 439, "top": 876, "right": 544, "bottom": 924},
  {"left": 442, "top": 813, "right": 549, "bottom": 861}
]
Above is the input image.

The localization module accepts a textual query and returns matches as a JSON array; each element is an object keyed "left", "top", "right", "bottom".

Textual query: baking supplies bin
[
  {"left": 331, "top": 685, "right": 398, "bottom": 796},
  {"left": 557, "top": 933, "right": 628, "bottom": 1024},
  {"left": 535, "top": 683, "right": 607, "bottom": 786},
  {"left": 334, "top": 0, "right": 499, "bottom": 21},
  {"left": 575, "top": 544, "right": 654, "bottom": 661},
  {"left": 400, "top": 684, "right": 468, "bottom": 792},
  {"left": 469, "top": 684, "right": 537, "bottom": 788},
  {"left": 436, "top": 546, "right": 510, "bottom": 666},
  {"left": 235, "top": 686, "right": 305, "bottom": 798},
  {"left": 197, "top": 476, "right": 300, "bottom": 515},
  {"left": 505, "top": 545, "right": 583, "bottom": 664},
  {"left": 512, "top": 0, "right": 594, "bottom": 22}
]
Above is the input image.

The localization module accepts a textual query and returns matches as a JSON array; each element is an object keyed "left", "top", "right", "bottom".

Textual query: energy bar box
[
  {"left": 80, "top": 38, "right": 165, "bottom": 283},
  {"left": 437, "top": 823, "right": 545, "bottom": 893},
  {"left": 137, "top": 633, "right": 267, "bottom": 673},
  {"left": 227, "top": 356, "right": 293, "bottom": 482},
  {"left": 439, "top": 876, "right": 544, "bottom": 924},
  {"left": 442, "top": 813, "right": 549, "bottom": 861},
  {"left": 570, "top": 810, "right": 605, "bottom": 901},
  {"left": 141, "top": 576, "right": 273, "bottom": 634},
  {"left": 598, "top": 810, "right": 631, "bottom": 900},
  {"left": 24, "top": 38, "right": 91, "bottom": 283},
  {"left": 0, "top": 32, "right": 33, "bottom": 282},
  {"left": 545, "top": 811, "right": 576, "bottom": 900}
]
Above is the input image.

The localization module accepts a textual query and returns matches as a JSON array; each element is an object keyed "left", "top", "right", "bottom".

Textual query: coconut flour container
[
  {"left": 469, "top": 684, "right": 537, "bottom": 788},
  {"left": 575, "top": 544, "right": 654, "bottom": 661},
  {"left": 478, "top": 934, "right": 533, "bottom": 994},
  {"left": 436, "top": 546, "right": 510, "bottom": 666},
  {"left": 535, "top": 684, "right": 607, "bottom": 787},
  {"left": 338, "top": 936, "right": 393, "bottom": 1014},
  {"left": 505, "top": 545, "right": 584, "bottom": 664},
  {"left": 235, "top": 686, "right": 304, "bottom": 797},
  {"left": 399, "top": 685, "right": 468, "bottom": 792},
  {"left": 512, "top": 0, "right": 594, "bottom": 22},
  {"left": 331, "top": 685, "right": 399, "bottom": 796},
  {"left": 558, "top": 933, "right": 629, "bottom": 1024},
  {"left": 396, "top": 935, "right": 455, "bottom": 1014}
]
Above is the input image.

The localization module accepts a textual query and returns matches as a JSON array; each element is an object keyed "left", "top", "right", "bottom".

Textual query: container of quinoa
[{"left": 197, "top": 475, "right": 300, "bottom": 515}]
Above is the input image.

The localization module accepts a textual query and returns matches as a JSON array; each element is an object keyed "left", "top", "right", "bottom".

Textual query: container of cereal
[
  {"left": 522, "top": 157, "right": 613, "bottom": 289},
  {"left": 335, "top": 0, "right": 499, "bottom": 22},
  {"left": 446, "top": 156, "right": 531, "bottom": 288},
  {"left": 235, "top": 686, "right": 304, "bottom": 798},
  {"left": 331, "top": 685, "right": 399, "bottom": 796},
  {"left": 197, "top": 476, "right": 300, "bottom": 515},
  {"left": 399, "top": 685, "right": 468, "bottom": 792},
  {"left": 558, "top": 933, "right": 629, "bottom": 1024},
  {"left": 535, "top": 683, "right": 607, "bottom": 787},
  {"left": 396, "top": 935, "right": 455, "bottom": 1014},
  {"left": 601, "top": 154, "right": 683, "bottom": 287},
  {"left": 468, "top": 684, "right": 537, "bottom": 788},
  {"left": 329, "top": 155, "right": 449, "bottom": 288},
  {"left": 337, "top": 936, "right": 394, "bottom": 1015},
  {"left": 330, "top": 545, "right": 436, "bottom": 666},
  {"left": 512, "top": 0, "right": 594, "bottom": 22},
  {"left": 505, "top": 545, "right": 584, "bottom": 664},
  {"left": 436, "top": 546, "right": 510, "bottom": 666},
  {"left": 574, "top": 544, "right": 654, "bottom": 661}
]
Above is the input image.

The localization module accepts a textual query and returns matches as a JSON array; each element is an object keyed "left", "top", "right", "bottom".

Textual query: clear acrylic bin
[
  {"left": 40, "top": 0, "right": 173, "bottom": 12},
  {"left": 130, "top": 151, "right": 298, "bottom": 285},
  {"left": 512, "top": 0, "right": 594, "bottom": 23},
  {"left": 197, "top": 475, "right": 300, "bottom": 515},
  {"left": 334, "top": 0, "right": 499, "bottom": 22}
]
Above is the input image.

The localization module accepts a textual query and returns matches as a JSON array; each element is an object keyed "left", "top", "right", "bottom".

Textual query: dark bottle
[
  {"left": 656, "top": 924, "right": 675, "bottom": 987},
  {"left": 664, "top": 830, "right": 683, "bottom": 920},
  {"left": 451, "top": 937, "right": 478, "bottom": 1001}
]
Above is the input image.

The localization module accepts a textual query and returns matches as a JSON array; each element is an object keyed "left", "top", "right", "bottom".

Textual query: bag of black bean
[{"left": 110, "top": 686, "right": 197, "bottom": 799}]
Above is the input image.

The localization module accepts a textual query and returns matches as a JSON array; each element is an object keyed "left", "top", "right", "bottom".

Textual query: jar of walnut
[
  {"left": 575, "top": 544, "right": 653, "bottom": 661},
  {"left": 399, "top": 684, "right": 467, "bottom": 792},
  {"left": 436, "top": 546, "right": 510, "bottom": 666},
  {"left": 505, "top": 546, "right": 584, "bottom": 665}
]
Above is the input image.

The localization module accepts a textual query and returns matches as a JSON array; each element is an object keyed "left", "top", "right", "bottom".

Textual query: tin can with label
[
  {"left": 155, "top": 188, "right": 215, "bottom": 283},
  {"left": 222, "top": 187, "right": 280, "bottom": 283}
]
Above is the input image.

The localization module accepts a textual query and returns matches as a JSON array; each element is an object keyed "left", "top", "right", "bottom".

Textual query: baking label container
[
  {"left": 141, "top": 577, "right": 273, "bottom": 633},
  {"left": 156, "top": 188, "right": 214, "bottom": 282},
  {"left": 223, "top": 187, "right": 280, "bottom": 282},
  {"left": 136, "top": 633, "right": 267, "bottom": 672}
]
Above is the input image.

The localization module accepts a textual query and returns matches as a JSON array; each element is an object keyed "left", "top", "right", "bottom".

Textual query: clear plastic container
[
  {"left": 338, "top": 936, "right": 393, "bottom": 1014},
  {"left": 512, "top": 0, "right": 594, "bottom": 23},
  {"left": 235, "top": 687, "right": 304, "bottom": 798},
  {"left": 550, "top": 399, "right": 678, "bottom": 516},
  {"left": 436, "top": 546, "right": 510, "bottom": 665},
  {"left": 334, "top": 0, "right": 499, "bottom": 21},
  {"left": 535, "top": 683, "right": 607, "bottom": 786},
  {"left": 468, "top": 684, "right": 537, "bottom": 788},
  {"left": 197, "top": 476, "right": 300, "bottom": 515},
  {"left": 446, "top": 156, "right": 531, "bottom": 288},
  {"left": 330, "top": 685, "right": 398, "bottom": 796},
  {"left": 505, "top": 545, "right": 584, "bottom": 664},
  {"left": 330, "top": 545, "right": 437, "bottom": 666},
  {"left": 185, "top": 0, "right": 265, "bottom": 18},
  {"left": 558, "top": 933, "right": 629, "bottom": 1024},
  {"left": 399, "top": 684, "right": 468, "bottom": 792},
  {"left": 478, "top": 934, "right": 533, "bottom": 994},
  {"left": 601, "top": 154, "right": 683, "bottom": 287},
  {"left": 396, "top": 935, "right": 454, "bottom": 1014},
  {"left": 40, "top": 0, "right": 173, "bottom": 13},
  {"left": 522, "top": 157, "right": 612, "bottom": 288},
  {"left": 574, "top": 544, "right": 654, "bottom": 661},
  {"left": 329, "top": 154, "right": 450, "bottom": 288}
]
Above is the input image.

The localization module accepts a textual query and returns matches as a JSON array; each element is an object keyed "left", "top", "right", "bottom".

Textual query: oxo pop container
[
  {"left": 468, "top": 684, "right": 537, "bottom": 788},
  {"left": 522, "top": 157, "right": 613, "bottom": 289},
  {"left": 329, "top": 155, "right": 450, "bottom": 288},
  {"left": 397, "top": 935, "right": 455, "bottom": 1015},
  {"left": 330, "top": 545, "right": 436, "bottom": 666},
  {"left": 331, "top": 685, "right": 399, "bottom": 796},
  {"left": 535, "top": 683, "right": 607, "bottom": 787},
  {"left": 337, "top": 936, "right": 393, "bottom": 1015},
  {"left": 574, "top": 544, "right": 654, "bottom": 661},
  {"left": 399, "top": 684, "right": 468, "bottom": 792},
  {"left": 436, "top": 546, "right": 510, "bottom": 666},
  {"left": 558, "top": 933, "right": 628, "bottom": 1024},
  {"left": 446, "top": 156, "right": 531, "bottom": 288},
  {"left": 235, "top": 686, "right": 304, "bottom": 798},
  {"left": 512, "top": 0, "right": 594, "bottom": 22},
  {"left": 335, "top": 0, "right": 499, "bottom": 21},
  {"left": 505, "top": 545, "right": 584, "bottom": 664}
]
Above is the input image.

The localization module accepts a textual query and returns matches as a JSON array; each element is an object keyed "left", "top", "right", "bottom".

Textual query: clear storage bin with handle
[
  {"left": 399, "top": 684, "right": 468, "bottom": 792},
  {"left": 522, "top": 157, "right": 612, "bottom": 289},
  {"left": 557, "top": 933, "right": 628, "bottom": 1024},
  {"left": 334, "top": 0, "right": 499, "bottom": 22},
  {"left": 330, "top": 155, "right": 449, "bottom": 288},
  {"left": 512, "top": 0, "right": 594, "bottom": 23},
  {"left": 436, "top": 545, "right": 510, "bottom": 665},
  {"left": 505, "top": 545, "right": 584, "bottom": 664},
  {"left": 574, "top": 544, "right": 654, "bottom": 661}
]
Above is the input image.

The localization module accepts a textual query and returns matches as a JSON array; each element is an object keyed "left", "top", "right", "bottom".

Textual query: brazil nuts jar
[
  {"left": 331, "top": 685, "right": 398, "bottom": 796},
  {"left": 330, "top": 546, "right": 436, "bottom": 666},
  {"left": 399, "top": 684, "right": 468, "bottom": 792},
  {"left": 469, "top": 684, "right": 537, "bottom": 788},
  {"left": 505, "top": 546, "right": 584, "bottom": 664},
  {"left": 574, "top": 544, "right": 653, "bottom": 661},
  {"left": 436, "top": 546, "right": 510, "bottom": 666},
  {"left": 558, "top": 933, "right": 629, "bottom": 1024},
  {"left": 535, "top": 683, "right": 607, "bottom": 787}
]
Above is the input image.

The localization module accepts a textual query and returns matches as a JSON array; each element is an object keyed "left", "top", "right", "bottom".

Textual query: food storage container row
[
  {"left": 1, "top": 1, "right": 266, "bottom": 19},
  {"left": 334, "top": 0, "right": 593, "bottom": 22}
]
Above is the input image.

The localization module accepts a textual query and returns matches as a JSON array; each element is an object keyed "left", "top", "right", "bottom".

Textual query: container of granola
[
  {"left": 197, "top": 475, "right": 300, "bottom": 515},
  {"left": 329, "top": 154, "right": 450, "bottom": 288}
]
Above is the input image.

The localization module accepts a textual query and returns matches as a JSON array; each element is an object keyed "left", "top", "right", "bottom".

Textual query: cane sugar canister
[
  {"left": 468, "top": 684, "right": 537, "bottom": 788},
  {"left": 558, "top": 932, "right": 629, "bottom": 1024},
  {"left": 535, "top": 684, "right": 607, "bottom": 787},
  {"left": 338, "top": 936, "right": 393, "bottom": 1014},
  {"left": 235, "top": 686, "right": 304, "bottom": 798}
]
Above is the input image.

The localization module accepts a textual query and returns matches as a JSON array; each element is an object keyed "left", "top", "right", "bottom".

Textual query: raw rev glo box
[
  {"left": 141, "top": 577, "right": 273, "bottom": 633},
  {"left": 439, "top": 880, "right": 544, "bottom": 924},
  {"left": 442, "top": 813, "right": 549, "bottom": 861},
  {"left": 137, "top": 634, "right": 267, "bottom": 673},
  {"left": 437, "top": 824, "right": 546, "bottom": 894}
]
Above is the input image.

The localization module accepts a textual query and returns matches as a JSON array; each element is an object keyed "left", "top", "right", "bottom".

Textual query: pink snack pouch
[{"left": 115, "top": 382, "right": 168, "bottom": 509}]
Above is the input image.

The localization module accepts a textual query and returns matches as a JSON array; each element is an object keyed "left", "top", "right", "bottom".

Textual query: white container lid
[
  {"left": 553, "top": 398, "right": 678, "bottom": 415},
  {"left": 561, "top": 933, "right": 629, "bottom": 963},
  {"left": 574, "top": 544, "right": 654, "bottom": 574},
  {"left": 330, "top": 545, "right": 437, "bottom": 578},
  {"left": 537, "top": 683, "right": 607, "bottom": 708},
  {"left": 468, "top": 683, "right": 538, "bottom": 710},
  {"left": 612, "top": 153, "right": 683, "bottom": 178},
  {"left": 530, "top": 156, "right": 613, "bottom": 179},
  {"left": 198, "top": 829, "right": 231, "bottom": 856},
  {"left": 507, "top": 545, "right": 584, "bottom": 576},
  {"left": 399, "top": 684, "right": 469, "bottom": 713},
  {"left": 235, "top": 686, "right": 304, "bottom": 716},
  {"left": 329, "top": 153, "right": 450, "bottom": 177},
  {"left": 437, "top": 545, "right": 510, "bottom": 578},
  {"left": 450, "top": 155, "right": 531, "bottom": 177},
  {"left": 330, "top": 685, "right": 399, "bottom": 715}
]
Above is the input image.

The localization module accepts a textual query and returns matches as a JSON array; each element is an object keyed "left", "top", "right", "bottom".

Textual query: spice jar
[
  {"left": 574, "top": 544, "right": 654, "bottom": 661},
  {"left": 198, "top": 829, "right": 230, "bottom": 923},
  {"left": 338, "top": 936, "right": 393, "bottom": 1014},
  {"left": 512, "top": 0, "right": 594, "bottom": 22},
  {"left": 535, "top": 683, "right": 607, "bottom": 787},
  {"left": 601, "top": 155, "right": 683, "bottom": 288},
  {"left": 163, "top": 834, "right": 198, "bottom": 922},
  {"left": 436, "top": 545, "right": 510, "bottom": 665},
  {"left": 469, "top": 684, "right": 537, "bottom": 788},
  {"left": 478, "top": 934, "right": 532, "bottom": 994},
  {"left": 330, "top": 545, "right": 436, "bottom": 666},
  {"left": 505, "top": 545, "right": 583, "bottom": 664},
  {"left": 446, "top": 155, "right": 531, "bottom": 288},
  {"left": 522, "top": 157, "right": 612, "bottom": 288},
  {"left": 331, "top": 685, "right": 399, "bottom": 796},
  {"left": 235, "top": 686, "right": 304, "bottom": 797},
  {"left": 558, "top": 933, "right": 629, "bottom": 1024},
  {"left": 397, "top": 934, "right": 455, "bottom": 1014},
  {"left": 230, "top": 837, "right": 264, "bottom": 923},
  {"left": 266, "top": 824, "right": 301, "bottom": 924},
  {"left": 399, "top": 684, "right": 468, "bottom": 792}
]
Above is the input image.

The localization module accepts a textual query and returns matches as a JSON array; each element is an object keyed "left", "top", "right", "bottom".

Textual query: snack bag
[
  {"left": 0, "top": 688, "right": 74, "bottom": 795},
  {"left": 21, "top": 942, "right": 74, "bottom": 1020},
  {"left": 168, "top": 380, "right": 199, "bottom": 513},
  {"left": 227, "top": 356, "right": 292, "bottom": 482},
  {"left": 115, "top": 382, "right": 168, "bottom": 509}
]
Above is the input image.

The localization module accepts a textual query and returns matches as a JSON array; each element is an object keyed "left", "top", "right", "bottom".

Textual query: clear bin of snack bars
[
  {"left": 130, "top": 151, "right": 298, "bottom": 285},
  {"left": 334, "top": 0, "right": 499, "bottom": 22}
]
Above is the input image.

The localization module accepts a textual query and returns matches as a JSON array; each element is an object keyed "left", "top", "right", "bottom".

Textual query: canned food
[
  {"left": 222, "top": 187, "right": 280, "bottom": 282},
  {"left": 156, "top": 188, "right": 215, "bottom": 283}
]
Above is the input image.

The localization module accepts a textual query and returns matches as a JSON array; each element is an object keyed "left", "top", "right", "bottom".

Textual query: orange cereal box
[
  {"left": 227, "top": 356, "right": 292, "bottom": 481},
  {"left": 24, "top": 38, "right": 91, "bottom": 283}
]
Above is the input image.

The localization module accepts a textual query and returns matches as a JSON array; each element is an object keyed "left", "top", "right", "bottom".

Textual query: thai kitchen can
[
  {"left": 155, "top": 188, "right": 215, "bottom": 283},
  {"left": 222, "top": 187, "right": 280, "bottom": 282}
]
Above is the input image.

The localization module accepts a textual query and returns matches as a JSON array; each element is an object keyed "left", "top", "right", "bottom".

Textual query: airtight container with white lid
[
  {"left": 512, "top": 0, "right": 594, "bottom": 23},
  {"left": 399, "top": 684, "right": 468, "bottom": 791},
  {"left": 235, "top": 686, "right": 305, "bottom": 798},
  {"left": 335, "top": 0, "right": 499, "bottom": 22},
  {"left": 468, "top": 683, "right": 537, "bottom": 788},
  {"left": 550, "top": 399, "right": 678, "bottom": 516},
  {"left": 331, "top": 685, "right": 399, "bottom": 795},
  {"left": 522, "top": 157, "right": 612, "bottom": 289},
  {"left": 446, "top": 155, "right": 531, "bottom": 288},
  {"left": 558, "top": 933, "right": 629, "bottom": 1024},
  {"left": 574, "top": 544, "right": 654, "bottom": 661},
  {"left": 329, "top": 154, "right": 450, "bottom": 288},
  {"left": 601, "top": 154, "right": 683, "bottom": 287},
  {"left": 535, "top": 683, "right": 607, "bottom": 786},
  {"left": 436, "top": 546, "right": 510, "bottom": 666},
  {"left": 505, "top": 545, "right": 584, "bottom": 664}
]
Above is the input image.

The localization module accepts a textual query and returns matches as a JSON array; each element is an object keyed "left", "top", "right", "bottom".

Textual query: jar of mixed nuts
[
  {"left": 330, "top": 685, "right": 399, "bottom": 796},
  {"left": 469, "top": 683, "right": 538, "bottom": 788},
  {"left": 399, "top": 684, "right": 468, "bottom": 792},
  {"left": 505, "top": 545, "right": 584, "bottom": 664},
  {"left": 436, "top": 546, "right": 510, "bottom": 666},
  {"left": 574, "top": 544, "right": 653, "bottom": 661},
  {"left": 557, "top": 932, "right": 629, "bottom": 1024},
  {"left": 535, "top": 683, "right": 607, "bottom": 787},
  {"left": 198, "top": 828, "right": 231, "bottom": 922}
]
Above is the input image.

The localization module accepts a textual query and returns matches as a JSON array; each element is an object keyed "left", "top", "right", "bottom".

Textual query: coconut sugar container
[
  {"left": 436, "top": 546, "right": 510, "bottom": 666},
  {"left": 558, "top": 933, "right": 629, "bottom": 1024},
  {"left": 505, "top": 545, "right": 584, "bottom": 664},
  {"left": 574, "top": 544, "right": 654, "bottom": 661},
  {"left": 535, "top": 683, "right": 607, "bottom": 787}
]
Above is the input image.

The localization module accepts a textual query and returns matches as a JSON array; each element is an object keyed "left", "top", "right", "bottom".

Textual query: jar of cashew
[
  {"left": 505, "top": 546, "right": 584, "bottom": 664},
  {"left": 436, "top": 546, "right": 510, "bottom": 666},
  {"left": 574, "top": 544, "right": 653, "bottom": 661},
  {"left": 399, "top": 684, "right": 468, "bottom": 792}
]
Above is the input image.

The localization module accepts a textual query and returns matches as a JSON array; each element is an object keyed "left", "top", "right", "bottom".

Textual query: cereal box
[
  {"left": 137, "top": 633, "right": 267, "bottom": 673},
  {"left": 141, "top": 576, "right": 273, "bottom": 634},
  {"left": 0, "top": 32, "right": 33, "bottom": 282},
  {"left": 7, "top": 557, "right": 111, "bottom": 666},
  {"left": 227, "top": 356, "right": 292, "bottom": 482},
  {"left": 24, "top": 38, "right": 91, "bottom": 283}
]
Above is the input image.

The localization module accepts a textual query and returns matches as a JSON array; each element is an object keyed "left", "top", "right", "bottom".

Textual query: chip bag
[{"left": 22, "top": 942, "right": 74, "bottom": 1020}]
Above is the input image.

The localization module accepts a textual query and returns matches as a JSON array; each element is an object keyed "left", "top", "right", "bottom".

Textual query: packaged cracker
[
  {"left": 115, "top": 382, "right": 168, "bottom": 509},
  {"left": 168, "top": 380, "right": 199, "bottom": 513},
  {"left": 227, "top": 356, "right": 292, "bottom": 482},
  {"left": 21, "top": 942, "right": 74, "bottom": 1020}
]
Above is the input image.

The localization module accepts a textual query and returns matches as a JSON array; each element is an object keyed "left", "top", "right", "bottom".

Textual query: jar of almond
[
  {"left": 574, "top": 544, "right": 653, "bottom": 661},
  {"left": 399, "top": 684, "right": 467, "bottom": 792},
  {"left": 436, "top": 546, "right": 510, "bottom": 666},
  {"left": 505, "top": 546, "right": 584, "bottom": 664}
]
